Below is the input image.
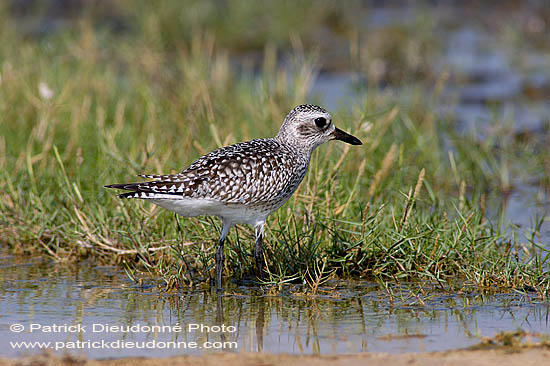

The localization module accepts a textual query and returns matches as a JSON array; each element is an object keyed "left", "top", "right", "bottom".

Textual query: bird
[{"left": 105, "top": 104, "right": 362, "bottom": 291}]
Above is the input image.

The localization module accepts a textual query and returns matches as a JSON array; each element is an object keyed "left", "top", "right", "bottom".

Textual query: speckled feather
[{"left": 110, "top": 138, "right": 310, "bottom": 211}]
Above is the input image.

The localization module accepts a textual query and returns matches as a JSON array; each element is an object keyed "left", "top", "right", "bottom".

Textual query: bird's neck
[{"left": 273, "top": 134, "right": 315, "bottom": 158}]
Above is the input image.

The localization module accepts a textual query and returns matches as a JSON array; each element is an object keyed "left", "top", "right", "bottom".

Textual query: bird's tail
[{"left": 105, "top": 180, "right": 186, "bottom": 200}]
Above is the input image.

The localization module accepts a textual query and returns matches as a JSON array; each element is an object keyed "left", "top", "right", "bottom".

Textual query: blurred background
[{"left": 6, "top": 0, "right": 550, "bottom": 104}]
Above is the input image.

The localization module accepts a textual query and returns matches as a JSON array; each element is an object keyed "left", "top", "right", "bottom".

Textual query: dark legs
[
  {"left": 254, "top": 222, "right": 265, "bottom": 280},
  {"left": 215, "top": 220, "right": 264, "bottom": 290},
  {"left": 215, "top": 222, "right": 228, "bottom": 342},
  {"left": 215, "top": 221, "right": 231, "bottom": 292},
  {"left": 215, "top": 237, "right": 225, "bottom": 291}
]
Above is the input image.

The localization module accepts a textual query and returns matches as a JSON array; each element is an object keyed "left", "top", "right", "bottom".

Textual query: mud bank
[{"left": 2, "top": 348, "right": 550, "bottom": 366}]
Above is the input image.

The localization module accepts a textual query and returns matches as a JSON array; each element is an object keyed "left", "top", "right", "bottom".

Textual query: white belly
[{"left": 150, "top": 198, "right": 269, "bottom": 226}]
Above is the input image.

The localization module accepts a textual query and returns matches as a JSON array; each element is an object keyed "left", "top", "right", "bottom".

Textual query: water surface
[{"left": 1, "top": 255, "right": 548, "bottom": 358}]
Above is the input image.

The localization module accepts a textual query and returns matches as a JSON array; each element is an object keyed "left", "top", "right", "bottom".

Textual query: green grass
[{"left": 0, "top": 1, "right": 549, "bottom": 297}]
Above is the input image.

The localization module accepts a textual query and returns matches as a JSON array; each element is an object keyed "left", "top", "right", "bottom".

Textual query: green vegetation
[
  {"left": 471, "top": 330, "right": 550, "bottom": 350},
  {"left": 0, "top": 1, "right": 548, "bottom": 297}
]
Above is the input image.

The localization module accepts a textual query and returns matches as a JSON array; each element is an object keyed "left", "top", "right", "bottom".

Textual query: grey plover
[{"left": 105, "top": 104, "right": 362, "bottom": 290}]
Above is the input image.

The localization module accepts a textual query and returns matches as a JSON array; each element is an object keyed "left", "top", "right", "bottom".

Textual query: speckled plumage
[
  {"left": 111, "top": 138, "right": 309, "bottom": 214},
  {"left": 105, "top": 104, "right": 362, "bottom": 290}
]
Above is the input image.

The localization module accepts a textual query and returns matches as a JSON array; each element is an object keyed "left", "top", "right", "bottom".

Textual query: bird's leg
[
  {"left": 216, "top": 220, "right": 231, "bottom": 292},
  {"left": 254, "top": 222, "right": 265, "bottom": 280},
  {"left": 215, "top": 236, "right": 225, "bottom": 291}
]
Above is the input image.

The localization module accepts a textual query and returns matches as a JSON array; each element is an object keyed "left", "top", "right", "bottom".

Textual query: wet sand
[{"left": 2, "top": 348, "right": 549, "bottom": 366}]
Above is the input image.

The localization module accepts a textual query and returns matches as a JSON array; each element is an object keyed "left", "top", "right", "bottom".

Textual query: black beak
[{"left": 331, "top": 127, "right": 362, "bottom": 145}]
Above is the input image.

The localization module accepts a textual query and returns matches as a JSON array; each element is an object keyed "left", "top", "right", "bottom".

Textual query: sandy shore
[{"left": 2, "top": 348, "right": 549, "bottom": 366}]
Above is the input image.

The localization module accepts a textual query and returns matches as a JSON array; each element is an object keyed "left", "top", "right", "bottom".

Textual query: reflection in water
[
  {"left": 215, "top": 293, "right": 227, "bottom": 346},
  {"left": 0, "top": 256, "right": 548, "bottom": 358},
  {"left": 255, "top": 297, "right": 265, "bottom": 352}
]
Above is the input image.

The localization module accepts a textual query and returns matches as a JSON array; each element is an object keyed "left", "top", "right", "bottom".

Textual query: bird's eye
[{"left": 314, "top": 117, "right": 327, "bottom": 128}]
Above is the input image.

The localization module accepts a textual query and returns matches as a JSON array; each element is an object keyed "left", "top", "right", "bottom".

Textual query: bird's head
[{"left": 276, "top": 104, "right": 362, "bottom": 151}]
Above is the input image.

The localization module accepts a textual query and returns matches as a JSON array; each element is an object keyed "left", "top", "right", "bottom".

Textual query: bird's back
[{"left": 110, "top": 138, "right": 311, "bottom": 212}]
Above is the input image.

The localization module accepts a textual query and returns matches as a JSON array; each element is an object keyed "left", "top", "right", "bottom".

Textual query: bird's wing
[{"left": 105, "top": 139, "right": 301, "bottom": 204}]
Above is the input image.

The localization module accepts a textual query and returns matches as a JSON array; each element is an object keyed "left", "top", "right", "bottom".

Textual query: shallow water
[{"left": 1, "top": 254, "right": 548, "bottom": 358}]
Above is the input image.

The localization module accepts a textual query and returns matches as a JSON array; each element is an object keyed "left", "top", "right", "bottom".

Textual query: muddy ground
[{"left": 2, "top": 348, "right": 549, "bottom": 366}]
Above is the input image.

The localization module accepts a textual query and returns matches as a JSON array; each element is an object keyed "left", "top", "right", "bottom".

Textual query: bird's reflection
[
  {"left": 215, "top": 293, "right": 227, "bottom": 343},
  {"left": 255, "top": 296, "right": 265, "bottom": 352}
]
